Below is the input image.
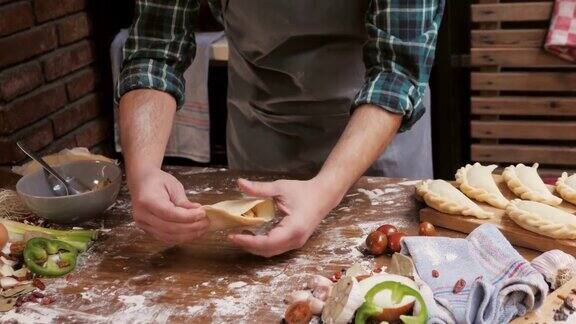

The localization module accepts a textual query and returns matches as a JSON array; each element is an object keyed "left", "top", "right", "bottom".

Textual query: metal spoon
[{"left": 16, "top": 141, "right": 85, "bottom": 196}]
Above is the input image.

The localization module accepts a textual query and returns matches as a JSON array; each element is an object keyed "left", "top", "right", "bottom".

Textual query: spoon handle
[{"left": 16, "top": 141, "right": 71, "bottom": 195}]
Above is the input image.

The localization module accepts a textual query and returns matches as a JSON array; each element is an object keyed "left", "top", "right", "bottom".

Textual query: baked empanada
[
  {"left": 204, "top": 198, "right": 274, "bottom": 231},
  {"left": 502, "top": 163, "right": 562, "bottom": 206},
  {"left": 455, "top": 163, "right": 509, "bottom": 209},
  {"left": 556, "top": 172, "right": 576, "bottom": 205},
  {"left": 416, "top": 179, "right": 493, "bottom": 219},
  {"left": 506, "top": 199, "right": 576, "bottom": 239}
]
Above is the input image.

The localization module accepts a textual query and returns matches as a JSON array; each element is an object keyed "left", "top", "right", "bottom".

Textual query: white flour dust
[
  {"left": 228, "top": 281, "right": 248, "bottom": 289},
  {"left": 357, "top": 185, "right": 404, "bottom": 206}
]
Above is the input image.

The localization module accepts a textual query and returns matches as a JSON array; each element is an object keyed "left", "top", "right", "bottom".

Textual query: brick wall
[{"left": 0, "top": 0, "right": 111, "bottom": 165}]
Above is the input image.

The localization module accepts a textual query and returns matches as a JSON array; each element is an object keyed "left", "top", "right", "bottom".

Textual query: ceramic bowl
[{"left": 16, "top": 160, "right": 122, "bottom": 223}]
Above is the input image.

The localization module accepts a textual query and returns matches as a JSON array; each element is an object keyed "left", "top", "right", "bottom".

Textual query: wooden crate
[{"left": 470, "top": 0, "right": 576, "bottom": 177}]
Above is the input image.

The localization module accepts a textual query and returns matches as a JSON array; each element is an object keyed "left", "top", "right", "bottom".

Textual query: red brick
[
  {"left": 0, "top": 120, "right": 54, "bottom": 164},
  {"left": 52, "top": 93, "right": 101, "bottom": 136},
  {"left": 0, "top": 0, "right": 18, "bottom": 5},
  {"left": 0, "top": 83, "right": 67, "bottom": 135},
  {"left": 56, "top": 12, "right": 91, "bottom": 45},
  {"left": 0, "top": 1, "right": 34, "bottom": 37},
  {"left": 0, "top": 25, "right": 57, "bottom": 68},
  {"left": 65, "top": 67, "right": 98, "bottom": 101},
  {"left": 40, "top": 131, "right": 78, "bottom": 155},
  {"left": 0, "top": 61, "right": 43, "bottom": 101},
  {"left": 42, "top": 40, "right": 95, "bottom": 81},
  {"left": 75, "top": 118, "right": 110, "bottom": 148},
  {"left": 34, "top": 0, "right": 86, "bottom": 23}
]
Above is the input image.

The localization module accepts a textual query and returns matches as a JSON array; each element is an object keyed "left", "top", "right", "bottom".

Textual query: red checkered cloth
[{"left": 545, "top": 0, "right": 576, "bottom": 62}]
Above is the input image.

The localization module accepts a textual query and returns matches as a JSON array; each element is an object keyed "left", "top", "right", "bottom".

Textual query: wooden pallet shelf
[
  {"left": 469, "top": 0, "right": 576, "bottom": 177},
  {"left": 471, "top": 2, "right": 553, "bottom": 22}
]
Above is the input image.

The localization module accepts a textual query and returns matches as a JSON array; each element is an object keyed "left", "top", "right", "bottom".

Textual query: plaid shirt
[{"left": 116, "top": 0, "right": 445, "bottom": 131}]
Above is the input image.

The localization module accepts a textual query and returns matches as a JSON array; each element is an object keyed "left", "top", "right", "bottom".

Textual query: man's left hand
[{"left": 228, "top": 178, "right": 342, "bottom": 257}]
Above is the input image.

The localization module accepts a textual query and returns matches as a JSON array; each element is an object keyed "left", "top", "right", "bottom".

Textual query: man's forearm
[
  {"left": 119, "top": 89, "right": 177, "bottom": 180},
  {"left": 314, "top": 104, "right": 402, "bottom": 204}
]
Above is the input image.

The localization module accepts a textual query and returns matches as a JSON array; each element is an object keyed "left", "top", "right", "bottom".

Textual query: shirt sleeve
[
  {"left": 114, "top": 0, "right": 199, "bottom": 108},
  {"left": 354, "top": 0, "right": 445, "bottom": 132}
]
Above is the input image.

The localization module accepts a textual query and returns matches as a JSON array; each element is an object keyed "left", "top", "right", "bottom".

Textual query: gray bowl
[{"left": 16, "top": 160, "right": 122, "bottom": 223}]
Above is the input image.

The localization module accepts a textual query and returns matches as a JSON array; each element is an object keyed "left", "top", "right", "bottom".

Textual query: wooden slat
[
  {"left": 492, "top": 166, "right": 576, "bottom": 179},
  {"left": 471, "top": 96, "right": 576, "bottom": 116},
  {"left": 471, "top": 2, "right": 553, "bottom": 22},
  {"left": 471, "top": 29, "right": 546, "bottom": 48},
  {"left": 472, "top": 144, "right": 576, "bottom": 166},
  {"left": 471, "top": 120, "right": 576, "bottom": 140},
  {"left": 471, "top": 72, "right": 576, "bottom": 91},
  {"left": 471, "top": 48, "right": 573, "bottom": 67}
]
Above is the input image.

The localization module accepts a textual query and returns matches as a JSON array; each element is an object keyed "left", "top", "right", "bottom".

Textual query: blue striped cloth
[{"left": 401, "top": 224, "right": 548, "bottom": 324}]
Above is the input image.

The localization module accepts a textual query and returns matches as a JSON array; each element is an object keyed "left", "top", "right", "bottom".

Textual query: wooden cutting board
[
  {"left": 419, "top": 175, "right": 576, "bottom": 255},
  {"left": 511, "top": 277, "right": 576, "bottom": 323}
]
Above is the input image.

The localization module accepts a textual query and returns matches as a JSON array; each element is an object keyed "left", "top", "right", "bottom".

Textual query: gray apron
[{"left": 222, "top": 0, "right": 433, "bottom": 178}]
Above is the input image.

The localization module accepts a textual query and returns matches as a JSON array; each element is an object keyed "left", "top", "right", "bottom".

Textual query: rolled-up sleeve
[
  {"left": 114, "top": 0, "right": 199, "bottom": 108},
  {"left": 354, "top": 0, "right": 445, "bottom": 132}
]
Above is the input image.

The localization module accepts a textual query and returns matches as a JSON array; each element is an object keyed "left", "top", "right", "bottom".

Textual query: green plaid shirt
[{"left": 116, "top": 0, "right": 444, "bottom": 131}]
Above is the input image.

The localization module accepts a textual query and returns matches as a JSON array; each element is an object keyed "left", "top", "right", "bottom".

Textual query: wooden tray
[
  {"left": 419, "top": 175, "right": 576, "bottom": 255},
  {"left": 511, "top": 277, "right": 576, "bottom": 323}
]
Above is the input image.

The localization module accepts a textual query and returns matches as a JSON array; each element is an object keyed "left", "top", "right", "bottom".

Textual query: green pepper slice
[
  {"left": 355, "top": 281, "right": 428, "bottom": 324},
  {"left": 23, "top": 237, "right": 78, "bottom": 277}
]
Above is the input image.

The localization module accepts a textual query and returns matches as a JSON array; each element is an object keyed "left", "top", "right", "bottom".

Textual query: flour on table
[
  {"left": 357, "top": 185, "right": 405, "bottom": 205},
  {"left": 228, "top": 281, "right": 248, "bottom": 289},
  {"left": 398, "top": 179, "right": 421, "bottom": 186},
  {"left": 187, "top": 305, "right": 206, "bottom": 316}
]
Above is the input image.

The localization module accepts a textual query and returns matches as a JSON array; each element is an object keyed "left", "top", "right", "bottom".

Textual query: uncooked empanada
[
  {"left": 203, "top": 198, "right": 274, "bottom": 231},
  {"left": 502, "top": 163, "right": 562, "bottom": 206},
  {"left": 505, "top": 199, "right": 576, "bottom": 239},
  {"left": 556, "top": 172, "right": 576, "bottom": 205},
  {"left": 455, "top": 163, "right": 509, "bottom": 209},
  {"left": 416, "top": 179, "right": 493, "bottom": 219}
]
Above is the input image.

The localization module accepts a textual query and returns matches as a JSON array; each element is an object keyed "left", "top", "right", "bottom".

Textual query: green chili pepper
[
  {"left": 354, "top": 281, "right": 428, "bottom": 324},
  {"left": 23, "top": 238, "right": 78, "bottom": 277}
]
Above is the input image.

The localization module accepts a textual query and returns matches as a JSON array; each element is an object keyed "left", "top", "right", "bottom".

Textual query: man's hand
[
  {"left": 228, "top": 178, "right": 343, "bottom": 257},
  {"left": 129, "top": 167, "right": 209, "bottom": 244}
]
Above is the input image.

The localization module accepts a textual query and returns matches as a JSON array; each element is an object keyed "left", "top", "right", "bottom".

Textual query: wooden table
[{"left": 0, "top": 167, "right": 539, "bottom": 323}]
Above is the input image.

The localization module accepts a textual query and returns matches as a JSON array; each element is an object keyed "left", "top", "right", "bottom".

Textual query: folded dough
[
  {"left": 455, "top": 163, "right": 509, "bottom": 209},
  {"left": 203, "top": 198, "right": 274, "bottom": 231},
  {"left": 502, "top": 163, "right": 562, "bottom": 206},
  {"left": 506, "top": 199, "right": 576, "bottom": 239},
  {"left": 556, "top": 172, "right": 576, "bottom": 205},
  {"left": 416, "top": 179, "right": 493, "bottom": 219}
]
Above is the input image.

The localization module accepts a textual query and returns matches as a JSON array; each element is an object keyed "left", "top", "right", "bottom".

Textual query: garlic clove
[
  {"left": 0, "top": 277, "right": 19, "bottom": 289},
  {"left": 0, "top": 255, "right": 17, "bottom": 267},
  {"left": 1, "top": 242, "right": 10, "bottom": 255},
  {"left": 285, "top": 290, "right": 313, "bottom": 305},
  {"left": 0, "top": 263, "right": 14, "bottom": 277},
  {"left": 308, "top": 275, "right": 334, "bottom": 301},
  {"left": 308, "top": 296, "right": 325, "bottom": 315},
  {"left": 12, "top": 267, "right": 29, "bottom": 279},
  {"left": 531, "top": 249, "right": 576, "bottom": 289}
]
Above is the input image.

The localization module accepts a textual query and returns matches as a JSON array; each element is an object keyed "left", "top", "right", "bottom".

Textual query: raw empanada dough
[
  {"left": 505, "top": 199, "right": 576, "bottom": 239},
  {"left": 203, "top": 198, "right": 274, "bottom": 231},
  {"left": 556, "top": 172, "right": 576, "bottom": 205},
  {"left": 455, "top": 163, "right": 509, "bottom": 209},
  {"left": 416, "top": 179, "right": 493, "bottom": 219},
  {"left": 502, "top": 163, "right": 562, "bottom": 206}
]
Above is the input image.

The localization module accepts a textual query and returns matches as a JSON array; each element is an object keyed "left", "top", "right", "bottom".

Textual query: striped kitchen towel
[
  {"left": 545, "top": 0, "right": 576, "bottom": 63},
  {"left": 401, "top": 224, "right": 548, "bottom": 324}
]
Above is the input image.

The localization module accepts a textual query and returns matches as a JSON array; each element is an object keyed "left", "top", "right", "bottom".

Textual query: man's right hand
[{"left": 128, "top": 167, "right": 209, "bottom": 244}]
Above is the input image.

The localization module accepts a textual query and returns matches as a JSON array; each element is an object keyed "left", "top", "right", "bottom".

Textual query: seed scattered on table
[{"left": 452, "top": 279, "right": 466, "bottom": 294}]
